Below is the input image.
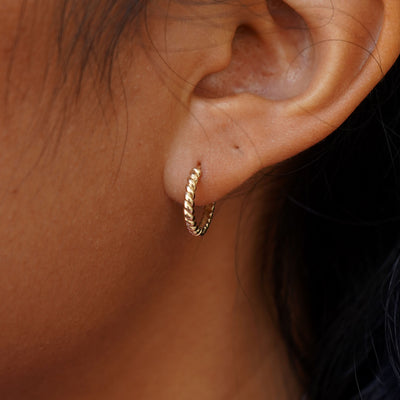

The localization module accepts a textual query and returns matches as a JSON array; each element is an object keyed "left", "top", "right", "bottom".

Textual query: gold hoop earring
[{"left": 183, "top": 166, "right": 215, "bottom": 237}]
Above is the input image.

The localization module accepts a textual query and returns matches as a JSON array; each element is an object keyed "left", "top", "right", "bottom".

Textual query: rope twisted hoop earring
[{"left": 183, "top": 166, "right": 215, "bottom": 237}]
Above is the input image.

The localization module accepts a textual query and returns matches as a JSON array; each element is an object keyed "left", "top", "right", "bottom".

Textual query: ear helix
[{"left": 183, "top": 166, "right": 215, "bottom": 237}]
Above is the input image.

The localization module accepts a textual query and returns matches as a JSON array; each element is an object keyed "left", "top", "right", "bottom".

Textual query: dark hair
[
  {"left": 35, "top": 1, "right": 400, "bottom": 398},
  {"left": 272, "top": 55, "right": 400, "bottom": 399},
  {"left": 57, "top": 0, "right": 145, "bottom": 91}
]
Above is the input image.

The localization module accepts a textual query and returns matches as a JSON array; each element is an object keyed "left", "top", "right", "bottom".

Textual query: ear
[{"left": 161, "top": 0, "right": 400, "bottom": 205}]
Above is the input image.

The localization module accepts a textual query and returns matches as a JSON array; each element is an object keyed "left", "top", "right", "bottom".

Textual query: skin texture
[{"left": 0, "top": 0, "right": 400, "bottom": 399}]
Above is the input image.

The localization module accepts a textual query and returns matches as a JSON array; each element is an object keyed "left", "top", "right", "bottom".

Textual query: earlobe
[{"left": 163, "top": 0, "right": 400, "bottom": 206}]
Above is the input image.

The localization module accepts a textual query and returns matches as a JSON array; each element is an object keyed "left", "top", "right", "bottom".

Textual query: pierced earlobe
[{"left": 183, "top": 166, "right": 215, "bottom": 237}]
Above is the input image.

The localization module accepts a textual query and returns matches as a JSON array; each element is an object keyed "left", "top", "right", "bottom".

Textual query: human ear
[{"left": 162, "top": 0, "right": 400, "bottom": 205}]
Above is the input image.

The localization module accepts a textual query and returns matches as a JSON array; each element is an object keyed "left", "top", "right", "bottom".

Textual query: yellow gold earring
[{"left": 183, "top": 166, "right": 215, "bottom": 237}]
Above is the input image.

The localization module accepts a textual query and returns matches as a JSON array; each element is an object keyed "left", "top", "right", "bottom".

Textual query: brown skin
[{"left": 0, "top": 0, "right": 400, "bottom": 399}]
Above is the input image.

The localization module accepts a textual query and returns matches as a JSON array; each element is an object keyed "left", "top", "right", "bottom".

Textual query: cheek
[
  {"left": 0, "top": 178, "right": 141, "bottom": 375},
  {"left": 0, "top": 18, "right": 186, "bottom": 386},
  {"left": 0, "top": 97, "right": 176, "bottom": 389}
]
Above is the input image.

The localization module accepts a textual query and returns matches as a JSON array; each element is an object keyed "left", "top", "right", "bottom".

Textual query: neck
[{"left": 13, "top": 189, "right": 302, "bottom": 400}]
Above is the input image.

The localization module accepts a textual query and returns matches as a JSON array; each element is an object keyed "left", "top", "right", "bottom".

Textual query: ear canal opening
[{"left": 193, "top": 11, "right": 314, "bottom": 101}]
